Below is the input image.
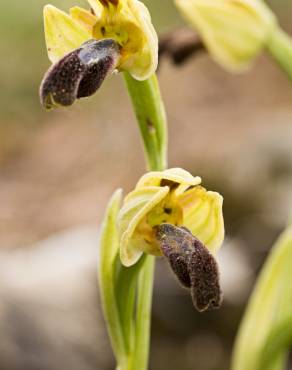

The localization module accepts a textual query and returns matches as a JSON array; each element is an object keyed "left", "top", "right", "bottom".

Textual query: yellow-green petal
[
  {"left": 44, "top": 5, "right": 92, "bottom": 63},
  {"left": 121, "top": 0, "right": 158, "bottom": 80},
  {"left": 87, "top": 0, "right": 104, "bottom": 17},
  {"left": 90, "top": 0, "right": 158, "bottom": 80},
  {"left": 136, "top": 168, "right": 201, "bottom": 189},
  {"left": 70, "top": 6, "right": 98, "bottom": 33},
  {"left": 118, "top": 186, "right": 169, "bottom": 266},
  {"left": 178, "top": 186, "right": 224, "bottom": 253}
]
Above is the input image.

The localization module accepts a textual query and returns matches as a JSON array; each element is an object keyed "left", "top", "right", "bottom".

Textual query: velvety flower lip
[
  {"left": 118, "top": 168, "right": 224, "bottom": 267},
  {"left": 40, "top": 38, "right": 120, "bottom": 109},
  {"left": 155, "top": 223, "right": 222, "bottom": 312}
]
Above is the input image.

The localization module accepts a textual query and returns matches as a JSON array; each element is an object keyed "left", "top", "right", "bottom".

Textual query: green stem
[
  {"left": 132, "top": 255, "right": 155, "bottom": 370},
  {"left": 267, "top": 27, "right": 292, "bottom": 80},
  {"left": 123, "top": 72, "right": 168, "bottom": 172},
  {"left": 123, "top": 72, "right": 168, "bottom": 370}
]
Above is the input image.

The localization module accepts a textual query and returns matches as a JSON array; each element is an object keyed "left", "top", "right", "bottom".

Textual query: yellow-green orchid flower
[
  {"left": 174, "top": 0, "right": 277, "bottom": 72},
  {"left": 118, "top": 168, "right": 224, "bottom": 267},
  {"left": 44, "top": 1, "right": 157, "bottom": 80},
  {"left": 40, "top": 0, "right": 158, "bottom": 109}
]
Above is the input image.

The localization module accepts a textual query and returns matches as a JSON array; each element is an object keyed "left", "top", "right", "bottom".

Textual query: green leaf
[
  {"left": 231, "top": 225, "right": 292, "bottom": 370},
  {"left": 258, "top": 313, "right": 292, "bottom": 370}
]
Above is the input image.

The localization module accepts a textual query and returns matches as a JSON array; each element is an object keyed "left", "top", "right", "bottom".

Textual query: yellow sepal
[
  {"left": 91, "top": 0, "right": 158, "bottom": 80},
  {"left": 178, "top": 186, "right": 224, "bottom": 254},
  {"left": 44, "top": 5, "right": 92, "bottom": 63},
  {"left": 69, "top": 6, "right": 98, "bottom": 33},
  {"left": 118, "top": 186, "right": 169, "bottom": 266}
]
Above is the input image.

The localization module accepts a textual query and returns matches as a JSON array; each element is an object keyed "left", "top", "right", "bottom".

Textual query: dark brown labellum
[
  {"left": 155, "top": 224, "right": 222, "bottom": 312},
  {"left": 40, "top": 39, "right": 120, "bottom": 110}
]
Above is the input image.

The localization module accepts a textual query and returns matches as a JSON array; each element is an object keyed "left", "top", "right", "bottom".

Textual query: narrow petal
[
  {"left": 70, "top": 6, "right": 98, "bottom": 33},
  {"left": 87, "top": 0, "right": 104, "bottom": 17},
  {"left": 136, "top": 168, "right": 201, "bottom": 188},
  {"left": 179, "top": 186, "right": 224, "bottom": 254},
  {"left": 118, "top": 186, "right": 169, "bottom": 266},
  {"left": 44, "top": 5, "right": 92, "bottom": 63}
]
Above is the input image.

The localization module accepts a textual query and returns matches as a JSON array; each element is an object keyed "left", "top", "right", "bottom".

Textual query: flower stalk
[
  {"left": 123, "top": 72, "right": 168, "bottom": 172},
  {"left": 99, "top": 71, "right": 169, "bottom": 370},
  {"left": 122, "top": 72, "right": 168, "bottom": 370},
  {"left": 267, "top": 28, "right": 292, "bottom": 80}
]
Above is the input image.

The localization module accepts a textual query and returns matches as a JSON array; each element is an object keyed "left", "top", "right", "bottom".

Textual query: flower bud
[{"left": 175, "top": 0, "right": 277, "bottom": 72}]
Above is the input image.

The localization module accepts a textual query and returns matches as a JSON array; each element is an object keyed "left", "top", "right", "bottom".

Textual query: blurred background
[{"left": 1, "top": 0, "right": 292, "bottom": 369}]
